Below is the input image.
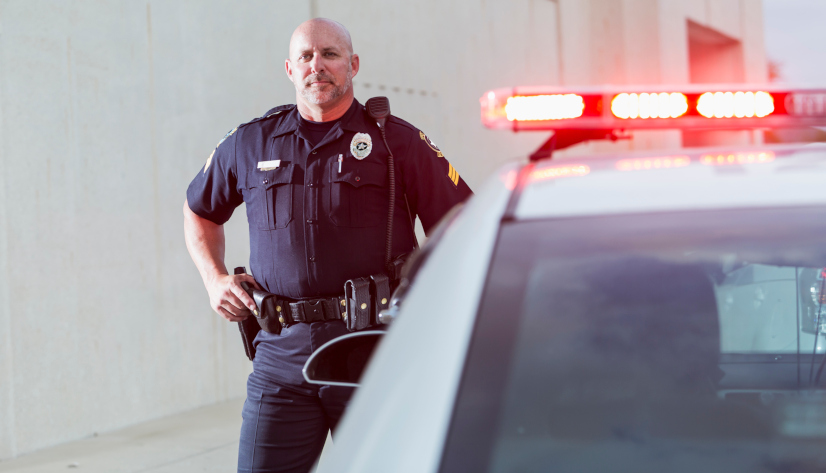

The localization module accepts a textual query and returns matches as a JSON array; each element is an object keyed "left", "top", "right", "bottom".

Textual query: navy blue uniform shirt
[{"left": 187, "top": 99, "right": 473, "bottom": 299}]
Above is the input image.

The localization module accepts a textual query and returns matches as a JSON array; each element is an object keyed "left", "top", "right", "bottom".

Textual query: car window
[{"left": 440, "top": 206, "right": 826, "bottom": 473}]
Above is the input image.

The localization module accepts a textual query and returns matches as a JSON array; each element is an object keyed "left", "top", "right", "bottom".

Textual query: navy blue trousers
[{"left": 238, "top": 320, "right": 354, "bottom": 473}]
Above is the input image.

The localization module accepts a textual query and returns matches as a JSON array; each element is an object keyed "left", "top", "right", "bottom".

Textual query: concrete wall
[
  {"left": 0, "top": 0, "right": 307, "bottom": 459},
  {"left": 0, "top": 0, "right": 766, "bottom": 459}
]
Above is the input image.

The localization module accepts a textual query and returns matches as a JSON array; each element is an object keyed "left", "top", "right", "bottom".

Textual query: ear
[
  {"left": 350, "top": 53, "right": 360, "bottom": 78},
  {"left": 285, "top": 59, "right": 294, "bottom": 81}
]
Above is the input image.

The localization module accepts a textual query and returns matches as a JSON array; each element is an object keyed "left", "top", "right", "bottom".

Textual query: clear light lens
[
  {"left": 505, "top": 94, "right": 585, "bottom": 121},
  {"left": 700, "top": 151, "right": 775, "bottom": 165},
  {"left": 697, "top": 91, "right": 774, "bottom": 118},
  {"left": 811, "top": 282, "right": 826, "bottom": 306},
  {"left": 615, "top": 156, "right": 691, "bottom": 171},
  {"left": 611, "top": 92, "right": 688, "bottom": 119},
  {"left": 811, "top": 270, "right": 826, "bottom": 306},
  {"left": 530, "top": 165, "right": 590, "bottom": 181}
]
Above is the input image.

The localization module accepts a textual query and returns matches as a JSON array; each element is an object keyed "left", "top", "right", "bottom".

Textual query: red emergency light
[
  {"left": 530, "top": 164, "right": 590, "bottom": 182},
  {"left": 700, "top": 151, "right": 775, "bottom": 166},
  {"left": 615, "top": 156, "right": 690, "bottom": 171},
  {"left": 481, "top": 86, "right": 826, "bottom": 131}
]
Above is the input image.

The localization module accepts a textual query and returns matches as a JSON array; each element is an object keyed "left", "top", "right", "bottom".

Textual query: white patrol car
[{"left": 308, "top": 86, "right": 826, "bottom": 473}]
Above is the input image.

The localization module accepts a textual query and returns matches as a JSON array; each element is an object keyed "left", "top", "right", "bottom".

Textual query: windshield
[{"left": 440, "top": 206, "right": 826, "bottom": 473}]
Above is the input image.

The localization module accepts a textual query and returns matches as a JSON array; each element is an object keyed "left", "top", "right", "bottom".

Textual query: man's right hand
[
  {"left": 183, "top": 200, "right": 263, "bottom": 323},
  {"left": 205, "top": 273, "right": 261, "bottom": 322}
]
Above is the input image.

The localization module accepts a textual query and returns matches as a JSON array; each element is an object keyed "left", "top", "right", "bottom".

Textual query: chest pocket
[
  {"left": 328, "top": 160, "right": 387, "bottom": 227},
  {"left": 244, "top": 165, "right": 294, "bottom": 230}
]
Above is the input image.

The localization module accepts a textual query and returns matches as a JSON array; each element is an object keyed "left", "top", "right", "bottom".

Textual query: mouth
[{"left": 306, "top": 74, "right": 334, "bottom": 88}]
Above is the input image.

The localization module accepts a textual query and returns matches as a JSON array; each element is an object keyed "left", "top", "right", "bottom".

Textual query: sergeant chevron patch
[{"left": 447, "top": 163, "right": 459, "bottom": 186}]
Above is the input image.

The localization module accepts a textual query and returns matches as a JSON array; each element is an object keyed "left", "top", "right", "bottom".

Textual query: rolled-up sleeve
[{"left": 186, "top": 130, "right": 243, "bottom": 225}]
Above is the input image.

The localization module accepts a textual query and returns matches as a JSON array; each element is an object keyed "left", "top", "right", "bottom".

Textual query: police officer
[{"left": 183, "top": 18, "right": 472, "bottom": 473}]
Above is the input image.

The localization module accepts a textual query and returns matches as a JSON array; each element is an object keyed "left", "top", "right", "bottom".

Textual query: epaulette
[
  {"left": 387, "top": 115, "right": 420, "bottom": 133},
  {"left": 211, "top": 104, "right": 295, "bottom": 153},
  {"left": 238, "top": 104, "right": 296, "bottom": 129}
]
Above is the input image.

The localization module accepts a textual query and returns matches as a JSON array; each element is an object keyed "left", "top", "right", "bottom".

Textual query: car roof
[{"left": 515, "top": 143, "right": 826, "bottom": 220}]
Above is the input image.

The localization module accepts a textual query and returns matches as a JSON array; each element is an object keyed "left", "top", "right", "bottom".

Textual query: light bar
[
  {"left": 615, "top": 156, "right": 690, "bottom": 171},
  {"left": 700, "top": 151, "right": 775, "bottom": 166},
  {"left": 505, "top": 94, "right": 584, "bottom": 121},
  {"left": 480, "top": 86, "right": 826, "bottom": 131},
  {"left": 696, "top": 91, "right": 774, "bottom": 118},
  {"left": 530, "top": 164, "right": 590, "bottom": 182},
  {"left": 611, "top": 93, "right": 688, "bottom": 119}
]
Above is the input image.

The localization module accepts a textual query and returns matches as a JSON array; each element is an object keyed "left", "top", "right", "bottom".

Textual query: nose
[{"left": 309, "top": 53, "right": 325, "bottom": 74}]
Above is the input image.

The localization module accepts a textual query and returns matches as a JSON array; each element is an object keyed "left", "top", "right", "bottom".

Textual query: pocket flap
[
  {"left": 247, "top": 165, "right": 294, "bottom": 189},
  {"left": 331, "top": 161, "right": 386, "bottom": 188}
]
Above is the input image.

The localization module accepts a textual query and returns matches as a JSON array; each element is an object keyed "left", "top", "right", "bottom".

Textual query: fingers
[
  {"left": 216, "top": 305, "right": 248, "bottom": 323},
  {"left": 230, "top": 280, "right": 258, "bottom": 313},
  {"left": 222, "top": 295, "right": 252, "bottom": 315},
  {"left": 212, "top": 296, "right": 249, "bottom": 320},
  {"left": 239, "top": 274, "right": 262, "bottom": 290},
  {"left": 206, "top": 273, "right": 263, "bottom": 323}
]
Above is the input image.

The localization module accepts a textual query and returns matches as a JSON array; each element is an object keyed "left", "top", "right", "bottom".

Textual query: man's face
[{"left": 286, "top": 25, "right": 358, "bottom": 107}]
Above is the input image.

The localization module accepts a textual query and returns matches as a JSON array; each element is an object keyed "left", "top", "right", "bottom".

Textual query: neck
[{"left": 296, "top": 93, "right": 354, "bottom": 122}]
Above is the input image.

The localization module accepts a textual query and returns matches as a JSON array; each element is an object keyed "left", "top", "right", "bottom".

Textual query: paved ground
[{"left": 0, "top": 399, "right": 333, "bottom": 473}]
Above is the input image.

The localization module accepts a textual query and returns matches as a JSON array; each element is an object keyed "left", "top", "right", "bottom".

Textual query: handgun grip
[{"left": 234, "top": 266, "right": 254, "bottom": 296}]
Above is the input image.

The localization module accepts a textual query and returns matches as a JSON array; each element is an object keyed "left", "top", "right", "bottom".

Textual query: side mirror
[{"left": 302, "top": 331, "right": 386, "bottom": 387}]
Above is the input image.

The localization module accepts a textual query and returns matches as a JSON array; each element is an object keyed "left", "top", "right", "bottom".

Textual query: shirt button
[
  {"left": 306, "top": 219, "right": 314, "bottom": 224},
  {"left": 312, "top": 150, "right": 317, "bottom": 154},
  {"left": 263, "top": 179, "right": 269, "bottom": 184},
  {"left": 309, "top": 256, "right": 316, "bottom": 262},
  {"left": 307, "top": 183, "right": 314, "bottom": 187}
]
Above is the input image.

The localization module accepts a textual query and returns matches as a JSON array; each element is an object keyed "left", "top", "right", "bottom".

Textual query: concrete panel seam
[{"left": 0, "top": 1, "right": 17, "bottom": 456}]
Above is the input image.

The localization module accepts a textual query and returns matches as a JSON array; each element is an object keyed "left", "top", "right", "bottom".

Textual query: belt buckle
[{"left": 304, "top": 300, "right": 324, "bottom": 322}]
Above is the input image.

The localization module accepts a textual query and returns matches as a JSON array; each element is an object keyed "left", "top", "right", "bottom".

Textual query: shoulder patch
[
  {"left": 217, "top": 127, "right": 238, "bottom": 147},
  {"left": 205, "top": 126, "right": 238, "bottom": 173},
  {"left": 419, "top": 131, "right": 444, "bottom": 158},
  {"left": 204, "top": 149, "right": 216, "bottom": 173}
]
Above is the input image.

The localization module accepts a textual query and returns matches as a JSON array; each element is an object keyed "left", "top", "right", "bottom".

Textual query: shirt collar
[{"left": 271, "top": 99, "right": 370, "bottom": 140}]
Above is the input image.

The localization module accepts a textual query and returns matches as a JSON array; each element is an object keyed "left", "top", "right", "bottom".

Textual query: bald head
[
  {"left": 289, "top": 18, "right": 353, "bottom": 60},
  {"left": 285, "top": 18, "right": 359, "bottom": 120}
]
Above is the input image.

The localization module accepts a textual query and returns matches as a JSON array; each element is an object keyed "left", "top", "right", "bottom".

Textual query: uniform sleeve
[
  {"left": 398, "top": 129, "right": 473, "bottom": 235},
  {"left": 186, "top": 129, "right": 243, "bottom": 225}
]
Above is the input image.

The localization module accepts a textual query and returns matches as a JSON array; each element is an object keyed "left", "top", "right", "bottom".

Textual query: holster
[
  {"left": 252, "top": 289, "right": 285, "bottom": 335},
  {"left": 238, "top": 317, "right": 260, "bottom": 361},
  {"left": 235, "top": 268, "right": 260, "bottom": 361}
]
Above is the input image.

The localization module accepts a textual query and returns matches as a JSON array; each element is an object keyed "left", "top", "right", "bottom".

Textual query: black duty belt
[
  {"left": 251, "top": 292, "right": 346, "bottom": 334},
  {"left": 234, "top": 256, "right": 406, "bottom": 360},
  {"left": 249, "top": 277, "right": 393, "bottom": 336},
  {"left": 288, "top": 297, "right": 346, "bottom": 324}
]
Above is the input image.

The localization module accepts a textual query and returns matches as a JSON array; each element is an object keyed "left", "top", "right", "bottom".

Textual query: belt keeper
[
  {"left": 345, "top": 277, "right": 372, "bottom": 331},
  {"left": 305, "top": 300, "right": 325, "bottom": 322},
  {"left": 370, "top": 274, "right": 391, "bottom": 325},
  {"left": 276, "top": 299, "right": 290, "bottom": 325}
]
